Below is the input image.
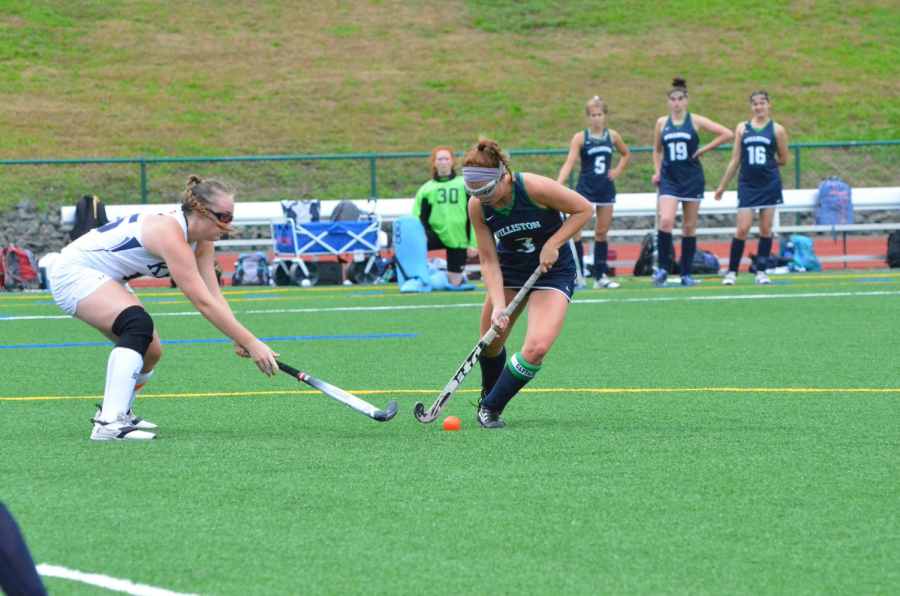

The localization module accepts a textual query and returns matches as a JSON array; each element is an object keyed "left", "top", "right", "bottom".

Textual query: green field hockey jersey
[{"left": 412, "top": 173, "right": 477, "bottom": 249}]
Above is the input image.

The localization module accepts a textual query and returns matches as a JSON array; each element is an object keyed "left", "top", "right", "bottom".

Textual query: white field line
[
  {"left": 37, "top": 564, "right": 207, "bottom": 596},
  {"left": 2, "top": 290, "right": 898, "bottom": 322}
]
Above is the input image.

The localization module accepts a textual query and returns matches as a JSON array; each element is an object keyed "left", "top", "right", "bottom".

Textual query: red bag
[{"left": 1, "top": 246, "right": 41, "bottom": 291}]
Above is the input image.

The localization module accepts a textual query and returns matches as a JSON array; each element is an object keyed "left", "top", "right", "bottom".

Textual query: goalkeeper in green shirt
[{"left": 412, "top": 147, "right": 478, "bottom": 287}]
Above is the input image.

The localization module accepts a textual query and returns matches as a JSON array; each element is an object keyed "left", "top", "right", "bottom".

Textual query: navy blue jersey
[
  {"left": 737, "top": 120, "right": 783, "bottom": 209},
  {"left": 576, "top": 129, "right": 616, "bottom": 204},
  {"left": 738, "top": 120, "right": 782, "bottom": 192},
  {"left": 482, "top": 173, "right": 576, "bottom": 289},
  {"left": 659, "top": 113, "right": 705, "bottom": 200}
]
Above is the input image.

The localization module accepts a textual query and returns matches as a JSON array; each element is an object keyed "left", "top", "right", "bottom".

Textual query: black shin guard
[{"left": 111, "top": 305, "right": 154, "bottom": 357}]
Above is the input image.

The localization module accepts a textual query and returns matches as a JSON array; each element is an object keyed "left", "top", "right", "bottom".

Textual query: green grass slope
[
  {"left": 0, "top": 0, "right": 898, "bottom": 210},
  {"left": 1, "top": 0, "right": 897, "bottom": 158}
]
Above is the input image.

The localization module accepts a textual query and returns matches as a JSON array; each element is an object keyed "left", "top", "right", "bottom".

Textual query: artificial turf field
[{"left": 1, "top": 271, "right": 899, "bottom": 595}]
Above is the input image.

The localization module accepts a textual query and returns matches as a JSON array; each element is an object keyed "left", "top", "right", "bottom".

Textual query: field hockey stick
[
  {"left": 563, "top": 214, "right": 586, "bottom": 287},
  {"left": 277, "top": 361, "right": 398, "bottom": 422},
  {"left": 414, "top": 265, "right": 543, "bottom": 423},
  {"left": 652, "top": 192, "right": 660, "bottom": 273}
]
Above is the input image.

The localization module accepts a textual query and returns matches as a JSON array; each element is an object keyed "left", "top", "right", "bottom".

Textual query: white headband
[{"left": 462, "top": 166, "right": 504, "bottom": 184}]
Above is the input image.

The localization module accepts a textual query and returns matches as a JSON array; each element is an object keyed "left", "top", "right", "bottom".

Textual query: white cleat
[
  {"left": 90, "top": 412, "right": 156, "bottom": 441},
  {"left": 722, "top": 271, "right": 737, "bottom": 286},
  {"left": 593, "top": 274, "right": 621, "bottom": 289},
  {"left": 755, "top": 271, "right": 772, "bottom": 285},
  {"left": 96, "top": 404, "right": 157, "bottom": 429}
]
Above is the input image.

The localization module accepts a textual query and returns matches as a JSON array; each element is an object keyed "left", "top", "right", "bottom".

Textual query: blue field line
[
  {"left": 139, "top": 298, "right": 178, "bottom": 303},
  {"left": 770, "top": 281, "right": 792, "bottom": 285},
  {"left": 0, "top": 333, "right": 417, "bottom": 350},
  {"left": 33, "top": 301, "right": 57, "bottom": 305},
  {"left": 854, "top": 278, "right": 892, "bottom": 283},
  {"left": 245, "top": 295, "right": 280, "bottom": 299}
]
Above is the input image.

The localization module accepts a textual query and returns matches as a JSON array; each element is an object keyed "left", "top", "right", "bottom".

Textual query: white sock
[
  {"left": 128, "top": 370, "right": 154, "bottom": 413},
  {"left": 99, "top": 348, "right": 144, "bottom": 423}
]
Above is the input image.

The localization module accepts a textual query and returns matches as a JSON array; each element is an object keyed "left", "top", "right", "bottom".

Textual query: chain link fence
[{"left": 1, "top": 142, "right": 897, "bottom": 216}]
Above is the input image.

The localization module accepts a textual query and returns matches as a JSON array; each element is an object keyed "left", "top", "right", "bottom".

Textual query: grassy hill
[{"left": 0, "top": 0, "right": 898, "bottom": 209}]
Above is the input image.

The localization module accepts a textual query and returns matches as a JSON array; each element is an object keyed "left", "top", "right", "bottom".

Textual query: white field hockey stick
[
  {"left": 652, "top": 192, "right": 660, "bottom": 273},
  {"left": 277, "top": 361, "right": 398, "bottom": 422},
  {"left": 414, "top": 265, "right": 543, "bottom": 423},
  {"left": 563, "top": 213, "right": 587, "bottom": 287}
]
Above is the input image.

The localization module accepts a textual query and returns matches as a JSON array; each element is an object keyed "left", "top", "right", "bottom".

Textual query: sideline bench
[{"left": 60, "top": 188, "right": 900, "bottom": 265}]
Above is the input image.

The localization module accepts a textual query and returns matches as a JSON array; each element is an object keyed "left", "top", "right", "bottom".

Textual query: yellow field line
[{"left": 3, "top": 387, "right": 899, "bottom": 401}]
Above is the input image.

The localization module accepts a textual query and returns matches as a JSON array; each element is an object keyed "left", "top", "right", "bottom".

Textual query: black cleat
[{"left": 477, "top": 405, "right": 506, "bottom": 429}]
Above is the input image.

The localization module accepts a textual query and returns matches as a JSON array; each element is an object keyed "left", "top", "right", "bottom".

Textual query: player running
[
  {"left": 652, "top": 77, "right": 733, "bottom": 287},
  {"left": 557, "top": 95, "right": 631, "bottom": 289},
  {"left": 714, "top": 90, "right": 789, "bottom": 285},
  {"left": 412, "top": 146, "right": 478, "bottom": 287},
  {"left": 463, "top": 138, "right": 593, "bottom": 429},
  {"left": 49, "top": 176, "right": 280, "bottom": 441}
]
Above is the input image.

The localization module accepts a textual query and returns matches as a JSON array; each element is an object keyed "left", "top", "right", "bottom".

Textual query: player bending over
[
  {"left": 464, "top": 138, "right": 593, "bottom": 428},
  {"left": 49, "top": 176, "right": 280, "bottom": 441}
]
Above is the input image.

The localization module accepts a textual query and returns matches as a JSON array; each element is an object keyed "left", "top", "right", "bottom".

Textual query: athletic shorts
[
  {"left": 501, "top": 262, "right": 576, "bottom": 302},
  {"left": 658, "top": 179, "right": 705, "bottom": 202},
  {"left": 577, "top": 183, "right": 616, "bottom": 205},
  {"left": 424, "top": 228, "right": 468, "bottom": 273},
  {"left": 49, "top": 256, "right": 134, "bottom": 316},
  {"left": 738, "top": 188, "right": 784, "bottom": 210},
  {"left": 658, "top": 193, "right": 704, "bottom": 202}
]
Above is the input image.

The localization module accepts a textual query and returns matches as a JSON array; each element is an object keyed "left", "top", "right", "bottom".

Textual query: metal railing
[{"left": 1, "top": 141, "right": 898, "bottom": 210}]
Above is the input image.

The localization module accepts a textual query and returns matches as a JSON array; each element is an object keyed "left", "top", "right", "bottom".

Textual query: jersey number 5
[{"left": 593, "top": 156, "right": 607, "bottom": 175}]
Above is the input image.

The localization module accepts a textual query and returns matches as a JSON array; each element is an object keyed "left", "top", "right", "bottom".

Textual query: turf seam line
[
  {"left": 37, "top": 564, "right": 206, "bottom": 596},
  {"left": 5, "top": 387, "right": 899, "bottom": 401},
  {"left": 2, "top": 289, "right": 898, "bottom": 321}
]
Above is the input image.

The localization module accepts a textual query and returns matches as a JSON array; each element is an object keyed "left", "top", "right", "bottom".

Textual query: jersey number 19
[{"left": 668, "top": 142, "right": 688, "bottom": 161}]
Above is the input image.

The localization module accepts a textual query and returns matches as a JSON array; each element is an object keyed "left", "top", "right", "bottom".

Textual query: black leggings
[{"left": 424, "top": 228, "right": 468, "bottom": 273}]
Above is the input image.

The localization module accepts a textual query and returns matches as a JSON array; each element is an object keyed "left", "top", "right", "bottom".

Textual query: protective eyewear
[
  {"left": 465, "top": 177, "right": 501, "bottom": 200},
  {"left": 209, "top": 209, "right": 234, "bottom": 224}
]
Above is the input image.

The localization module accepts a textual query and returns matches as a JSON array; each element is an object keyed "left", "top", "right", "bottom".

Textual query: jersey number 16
[{"left": 748, "top": 146, "right": 767, "bottom": 165}]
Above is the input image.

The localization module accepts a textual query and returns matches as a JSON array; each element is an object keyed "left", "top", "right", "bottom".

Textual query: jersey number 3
[{"left": 516, "top": 238, "right": 536, "bottom": 254}]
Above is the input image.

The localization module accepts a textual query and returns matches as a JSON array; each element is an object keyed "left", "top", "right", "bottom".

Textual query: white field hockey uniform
[{"left": 51, "top": 209, "right": 197, "bottom": 315}]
